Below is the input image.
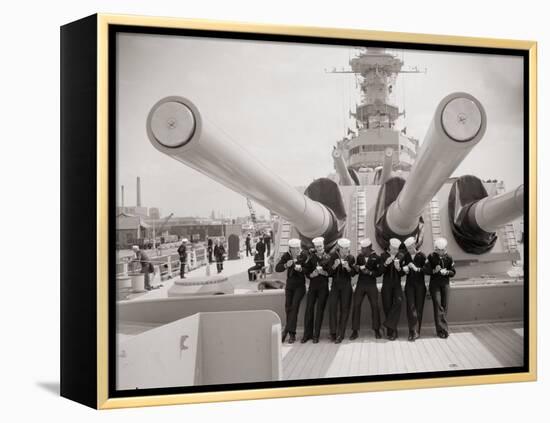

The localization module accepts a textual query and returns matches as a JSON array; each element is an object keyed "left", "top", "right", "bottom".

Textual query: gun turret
[
  {"left": 449, "top": 174, "right": 524, "bottom": 253},
  {"left": 146, "top": 96, "right": 343, "bottom": 245}
]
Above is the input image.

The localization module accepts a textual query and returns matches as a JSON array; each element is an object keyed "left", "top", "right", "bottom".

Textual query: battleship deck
[{"left": 118, "top": 320, "right": 523, "bottom": 381}]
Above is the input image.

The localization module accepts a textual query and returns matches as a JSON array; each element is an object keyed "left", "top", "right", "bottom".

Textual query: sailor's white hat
[
  {"left": 131, "top": 245, "right": 139, "bottom": 250},
  {"left": 337, "top": 238, "right": 351, "bottom": 248},
  {"left": 288, "top": 238, "right": 301, "bottom": 248},
  {"left": 434, "top": 237, "right": 448, "bottom": 249},
  {"left": 389, "top": 238, "right": 401, "bottom": 249},
  {"left": 359, "top": 238, "right": 372, "bottom": 248},
  {"left": 182, "top": 238, "right": 189, "bottom": 243},
  {"left": 312, "top": 237, "right": 325, "bottom": 246},
  {"left": 404, "top": 237, "right": 416, "bottom": 248}
]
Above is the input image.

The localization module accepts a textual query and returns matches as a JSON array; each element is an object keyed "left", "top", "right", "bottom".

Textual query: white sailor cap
[
  {"left": 182, "top": 238, "right": 189, "bottom": 243},
  {"left": 404, "top": 237, "right": 416, "bottom": 248},
  {"left": 131, "top": 245, "right": 139, "bottom": 250},
  {"left": 389, "top": 238, "right": 401, "bottom": 249},
  {"left": 337, "top": 238, "right": 351, "bottom": 248},
  {"left": 359, "top": 238, "right": 372, "bottom": 248},
  {"left": 312, "top": 237, "right": 325, "bottom": 246},
  {"left": 434, "top": 237, "right": 448, "bottom": 249},
  {"left": 288, "top": 238, "right": 301, "bottom": 248}
]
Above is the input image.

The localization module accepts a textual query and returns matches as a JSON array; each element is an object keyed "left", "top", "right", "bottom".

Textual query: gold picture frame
[{"left": 60, "top": 13, "right": 537, "bottom": 409}]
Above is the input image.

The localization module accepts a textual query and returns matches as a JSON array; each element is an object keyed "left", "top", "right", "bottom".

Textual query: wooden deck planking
[
  {"left": 282, "top": 321, "right": 523, "bottom": 380},
  {"left": 454, "top": 326, "right": 502, "bottom": 368}
]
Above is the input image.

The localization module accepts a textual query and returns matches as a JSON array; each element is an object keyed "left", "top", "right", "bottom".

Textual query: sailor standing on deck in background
[
  {"left": 301, "top": 237, "right": 330, "bottom": 344},
  {"left": 245, "top": 233, "right": 252, "bottom": 257},
  {"left": 255, "top": 236, "right": 266, "bottom": 260},
  {"left": 276, "top": 238, "right": 308, "bottom": 344},
  {"left": 328, "top": 238, "right": 356, "bottom": 344},
  {"left": 424, "top": 237, "right": 456, "bottom": 338},
  {"left": 214, "top": 238, "right": 226, "bottom": 274},
  {"left": 177, "top": 238, "right": 188, "bottom": 279},
  {"left": 350, "top": 238, "right": 383, "bottom": 340},
  {"left": 402, "top": 237, "right": 427, "bottom": 341},
  {"left": 380, "top": 238, "right": 405, "bottom": 340},
  {"left": 132, "top": 245, "right": 153, "bottom": 291}
]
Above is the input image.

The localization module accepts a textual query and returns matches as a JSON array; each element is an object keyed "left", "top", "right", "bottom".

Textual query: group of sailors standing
[{"left": 276, "top": 236, "right": 455, "bottom": 344}]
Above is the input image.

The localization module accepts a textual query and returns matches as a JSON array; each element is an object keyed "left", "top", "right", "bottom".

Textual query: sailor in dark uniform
[
  {"left": 328, "top": 238, "right": 356, "bottom": 343},
  {"left": 245, "top": 233, "right": 252, "bottom": 257},
  {"left": 301, "top": 236, "right": 330, "bottom": 344},
  {"left": 402, "top": 236, "right": 427, "bottom": 341},
  {"left": 424, "top": 237, "right": 456, "bottom": 338},
  {"left": 350, "top": 238, "right": 382, "bottom": 340},
  {"left": 275, "top": 238, "right": 308, "bottom": 344},
  {"left": 177, "top": 238, "right": 188, "bottom": 279},
  {"left": 380, "top": 238, "right": 405, "bottom": 340}
]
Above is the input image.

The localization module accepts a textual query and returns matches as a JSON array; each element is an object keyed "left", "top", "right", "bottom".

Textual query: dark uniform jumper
[
  {"left": 303, "top": 250, "right": 331, "bottom": 341},
  {"left": 380, "top": 251, "right": 405, "bottom": 334},
  {"left": 276, "top": 250, "right": 308, "bottom": 337},
  {"left": 424, "top": 252, "right": 456, "bottom": 336},
  {"left": 351, "top": 251, "right": 382, "bottom": 332},
  {"left": 328, "top": 252, "right": 356, "bottom": 340},
  {"left": 403, "top": 251, "right": 427, "bottom": 333}
]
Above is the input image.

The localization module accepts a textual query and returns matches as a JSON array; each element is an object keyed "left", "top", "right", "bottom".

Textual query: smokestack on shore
[{"left": 136, "top": 177, "right": 141, "bottom": 207}]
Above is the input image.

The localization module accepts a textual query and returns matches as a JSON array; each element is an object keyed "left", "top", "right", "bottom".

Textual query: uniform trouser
[
  {"left": 405, "top": 279, "right": 427, "bottom": 332},
  {"left": 246, "top": 245, "right": 252, "bottom": 256},
  {"left": 429, "top": 281, "right": 450, "bottom": 335},
  {"left": 284, "top": 282, "right": 306, "bottom": 334},
  {"left": 180, "top": 261, "right": 185, "bottom": 278},
  {"left": 381, "top": 280, "right": 403, "bottom": 331},
  {"left": 328, "top": 280, "right": 353, "bottom": 338},
  {"left": 303, "top": 281, "right": 329, "bottom": 339},
  {"left": 266, "top": 243, "right": 271, "bottom": 256},
  {"left": 208, "top": 250, "right": 213, "bottom": 263},
  {"left": 143, "top": 271, "right": 151, "bottom": 289},
  {"left": 351, "top": 281, "right": 381, "bottom": 331},
  {"left": 216, "top": 260, "right": 224, "bottom": 273}
]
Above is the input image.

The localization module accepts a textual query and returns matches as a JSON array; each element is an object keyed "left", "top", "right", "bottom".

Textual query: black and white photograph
[{"left": 113, "top": 30, "right": 527, "bottom": 392}]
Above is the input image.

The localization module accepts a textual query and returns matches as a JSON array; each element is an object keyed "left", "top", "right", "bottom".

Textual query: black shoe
[
  {"left": 301, "top": 336, "right": 311, "bottom": 344},
  {"left": 335, "top": 336, "right": 343, "bottom": 344},
  {"left": 312, "top": 337, "right": 319, "bottom": 344},
  {"left": 443, "top": 331, "right": 449, "bottom": 339},
  {"left": 374, "top": 329, "right": 382, "bottom": 339},
  {"left": 145, "top": 286, "right": 152, "bottom": 291},
  {"left": 350, "top": 330, "right": 358, "bottom": 340},
  {"left": 408, "top": 330, "right": 418, "bottom": 342},
  {"left": 288, "top": 333, "right": 296, "bottom": 344},
  {"left": 329, "top": 333, "right": 337, "bottom": 342},
  {"left": 389, "top": 329, "right": 398, "bottom": 341},
  {"left": 437, "top": 331, "right": 446, "bottom": 339},
  {"left": 282, "top": 330, "right": 288, "bottom": 343},
  {"left": 386, "top": 328, "right": 393, "bottom": 340}
]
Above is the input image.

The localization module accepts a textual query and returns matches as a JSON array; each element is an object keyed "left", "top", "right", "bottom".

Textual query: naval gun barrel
[
  {"left": 467, "top": 185, "right": 524, "bottom": 233},
  {"left": 332, "top": 148, "right": 355, "bottom": 185},
  {"left": 380, "top": 147, "right": 394, "bottom": 185},
  {"left": 385, "top": 92, "right": 487, "bottom": 235},
  {"left": 146, "top": 96, "right": 334, "bottom": 239}
]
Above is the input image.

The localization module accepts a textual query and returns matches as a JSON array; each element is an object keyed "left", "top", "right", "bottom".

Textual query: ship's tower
[{"left": 330, "top": 48, "right": 424, "bottom": 184}]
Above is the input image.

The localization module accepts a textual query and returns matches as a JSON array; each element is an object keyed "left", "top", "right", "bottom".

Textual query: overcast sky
[{"left": 116, "top": 33, "right": 524, "bottom": 218}]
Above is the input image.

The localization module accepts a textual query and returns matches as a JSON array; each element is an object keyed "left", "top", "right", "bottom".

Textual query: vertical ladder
[
  {"left": 430, "top": 198, "right": 442, "bottom": 245},
  {"left": 354, "top": 188, "right": 367, "bottom": 252}
]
